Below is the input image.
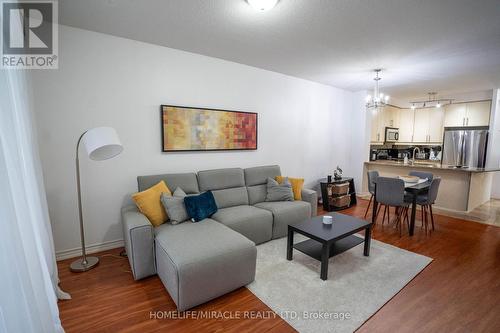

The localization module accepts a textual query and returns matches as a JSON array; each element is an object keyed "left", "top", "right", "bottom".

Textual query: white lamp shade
[{"left": 81, "top": 127, "right": 123, "bottom": 161}]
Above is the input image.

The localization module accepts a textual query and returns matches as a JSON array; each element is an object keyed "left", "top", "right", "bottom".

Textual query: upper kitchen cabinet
[
  {"left": 412, "top": 107, "right": 444, "bottom": 143},
  {"left": 412, "top": 109, "right": 429, "bottom": 142},
  {"left": 396, "top": 108, "right": 414, "bottom": 143},
  {"left": 465, "top": 101, "right": 491, "bottom": 126},
  {"left": 443, "top": 103, "right": 466, "bottom": 127},
  {"left": 384, "top": 105, "right": 399, "bottom": 128},
  {"left": 444, "top": 101, "right": 491, "bottom": 127},
  {"left": 428, "top": 107, "right": 445, "bottom": 142},
  {"left": 369, "top": 105, "right": 399, "bottom": 144},
  {"left": 370, "top": 108, "right": 378, "bottom": 143},
  {"left": 370, "top": 107, "right": 384, "bottom": 143}
]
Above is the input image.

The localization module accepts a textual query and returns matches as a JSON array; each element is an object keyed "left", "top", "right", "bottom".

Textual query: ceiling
[{"left": 59, "top": 0, "right": 500, "bottom": 100}]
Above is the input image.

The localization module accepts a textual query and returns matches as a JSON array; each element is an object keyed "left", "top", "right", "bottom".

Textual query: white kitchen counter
[
  {"left": 362, "top": 161, "right": 498, "bottom": 212},
  {"left": 365, "top": 160, "right": 500, "bottom": 173}
]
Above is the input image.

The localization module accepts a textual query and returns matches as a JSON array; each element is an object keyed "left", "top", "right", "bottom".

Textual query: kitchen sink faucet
[{"left": 411, "top": 147, "right": 421, "bottom": 165}]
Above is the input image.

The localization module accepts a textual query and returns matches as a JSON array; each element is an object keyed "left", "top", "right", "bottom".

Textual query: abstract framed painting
[{"left": 161, "top": 105, "right": 258, "bottom": 152}]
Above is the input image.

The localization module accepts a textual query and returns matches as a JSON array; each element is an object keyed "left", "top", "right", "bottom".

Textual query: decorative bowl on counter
[{"left": 398, "top": 175, "right": 419, "bottom": 183}]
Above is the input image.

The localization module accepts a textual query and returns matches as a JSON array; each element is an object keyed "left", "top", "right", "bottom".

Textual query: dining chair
[
  {"left": 364, "top": 171, "right": 379, "bottom": 218},
  {"left": 408, "top": 171, "right": 433, "bottom": 224},
  {"left": 375, "top": 177, "right": 410, "bottom": 236},
  {"left": 415, "top": 177, "right": 441, "bottom": 234}
]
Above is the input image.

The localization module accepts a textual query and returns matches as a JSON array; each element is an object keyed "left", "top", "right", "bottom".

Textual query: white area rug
[{"left": 247, "top": 235, "right": 432, "bottom": 333}]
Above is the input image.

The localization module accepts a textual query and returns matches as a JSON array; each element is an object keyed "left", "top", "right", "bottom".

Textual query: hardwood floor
[{"left": 57, "top": 199, "right": 500, "bottom": 332}]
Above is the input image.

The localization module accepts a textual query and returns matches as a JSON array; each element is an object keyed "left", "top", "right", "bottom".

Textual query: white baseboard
[
  {"left": 56, "top": 239, "right": 124, "bottom": 261},
  {"left": 356, "top": 193, "right": 371, "bottom": 199}
]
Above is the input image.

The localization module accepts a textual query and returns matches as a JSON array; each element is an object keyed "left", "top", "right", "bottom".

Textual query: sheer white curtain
[{"left": 0, "top": 69, "right": 69, "bottom": 332}]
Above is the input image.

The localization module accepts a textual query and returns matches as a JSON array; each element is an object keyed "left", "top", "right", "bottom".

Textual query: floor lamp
[{"left": 70, "top": 127, "right": 123, "bottom": 272}]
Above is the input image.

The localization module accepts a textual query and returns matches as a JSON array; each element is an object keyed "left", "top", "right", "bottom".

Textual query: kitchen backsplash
[{"left": 369, "top": 144, "right": 442, "bottom": 161}]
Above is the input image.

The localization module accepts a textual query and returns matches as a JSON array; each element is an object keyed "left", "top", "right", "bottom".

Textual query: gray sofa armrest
[
  {"left": 301, "top": 189, "right": 318, "bottom": 217},
  {"left": 121, "top": 205, "right": 156, "bottom": 280}
]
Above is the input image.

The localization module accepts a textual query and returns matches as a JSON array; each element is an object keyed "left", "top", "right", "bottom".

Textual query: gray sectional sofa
[{"left": 121, "top": 165, "right": 317, "bottom": 311}]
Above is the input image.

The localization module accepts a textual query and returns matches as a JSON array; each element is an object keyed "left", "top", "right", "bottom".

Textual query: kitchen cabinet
[
  {"left": 466, "top": 101, "right": 491, "bottom": 126},
  {"left": 428, "top": 107, "right": 444, "bottom": 142},
  {"left": 413, "top": 109, "right": 429, "bottom": 142},
  {"left": 443, "top": 104, "right": 466, "bottom": 127},
  {"left": 384, "top": 106, "right": 399, "bottom": 128},
  {"left": 369, "top": 100, "right": 491, "bottom": 147},
  {"left": 444, "top": 101, "right": 491, "bottom": 127},
  {"left": 370, "top": 106, "right": 399, "bottom": 144},
  {"left": 396, "top": 109, "right": 414, "bottom": 143},
  {"left": 412, "top": 108, "right": 444, "bottom": 143},
  {"left": 370, "top": 107, "right": 384, "bottom": 143},
  {"left": 369, "top": 109, "right": 378, "bottom": 143}
]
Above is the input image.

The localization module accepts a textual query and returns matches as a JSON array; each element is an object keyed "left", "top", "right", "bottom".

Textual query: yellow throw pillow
[
  {"left": 276, "top": 176, "right": 304, "bottom": 200},
  {"left": 132, "top": 181, "right": 172, "bottom": 227}
]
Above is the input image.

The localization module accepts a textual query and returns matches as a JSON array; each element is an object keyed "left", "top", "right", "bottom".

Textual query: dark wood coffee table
[{"left": 287, "top": 213, "right": 372, "bottom": 280}]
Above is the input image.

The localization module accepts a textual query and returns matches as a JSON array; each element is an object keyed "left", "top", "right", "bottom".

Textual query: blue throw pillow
[{"left": 184, "top": 191, "right": 218, "bottom": 222}]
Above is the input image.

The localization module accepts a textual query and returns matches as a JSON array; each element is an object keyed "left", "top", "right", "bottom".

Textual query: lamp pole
[
  {"left": 70, "top": 131, "right": 99, "bottom": 272},
  {"left": 69, "top": 127, "right": 122, "bottom": 272}
]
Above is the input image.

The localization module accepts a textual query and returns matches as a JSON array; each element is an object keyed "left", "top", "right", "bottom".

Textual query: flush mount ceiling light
[
  {"left": 409, "top": 92, "right": 453, "bottom": 110},
  {"left": 366, "top": 69, "right": 389, "bottom": 110},
  {"left": 247, "top": 0, "right": 279, "bottom": 11}
]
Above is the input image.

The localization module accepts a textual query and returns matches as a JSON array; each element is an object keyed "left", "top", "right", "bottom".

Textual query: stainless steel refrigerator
[{"left": 442, "top": 127, "right": 489, "bottom": 168}]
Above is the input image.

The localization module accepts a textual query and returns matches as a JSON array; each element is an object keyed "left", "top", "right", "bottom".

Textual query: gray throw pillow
[
  {"left": 265, "top": 177, "right": 294, "bottom": 202},
  {"left": 161, "top": 187, "right": 189, "bottom": 225}
]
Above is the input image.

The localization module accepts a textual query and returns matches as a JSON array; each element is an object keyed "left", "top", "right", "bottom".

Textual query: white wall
[
  {"left": 30, "top": 26, "right": 355, "bottom": 256},
  {"left": 487, "top": 89, "right": 500, "bottom": 199},
  {"left": 349, "top": 91, "right": 371, "bottom": 194}
]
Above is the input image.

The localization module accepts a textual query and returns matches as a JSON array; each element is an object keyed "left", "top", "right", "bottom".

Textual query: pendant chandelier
[{"left": 366, "top": 69, "right": 389, "bottom": 109}]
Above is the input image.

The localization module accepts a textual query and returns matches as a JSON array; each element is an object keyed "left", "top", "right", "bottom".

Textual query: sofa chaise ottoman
[{"left": 121, "top": 165, "right": 317, "bottom": 311}]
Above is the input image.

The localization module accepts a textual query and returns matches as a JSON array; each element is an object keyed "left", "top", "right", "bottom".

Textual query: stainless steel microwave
[{"left": 385, "top": 127, "right": 399, "bottom": 142}]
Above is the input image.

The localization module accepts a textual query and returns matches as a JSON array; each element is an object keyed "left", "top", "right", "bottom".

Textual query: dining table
[{"left": 372, "top": 178, "right": 431, "bottom": 236}]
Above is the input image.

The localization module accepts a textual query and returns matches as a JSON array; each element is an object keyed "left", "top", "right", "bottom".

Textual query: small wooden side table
[{"left": 319, "top": 177, "right": 357, "bottom": 212}]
